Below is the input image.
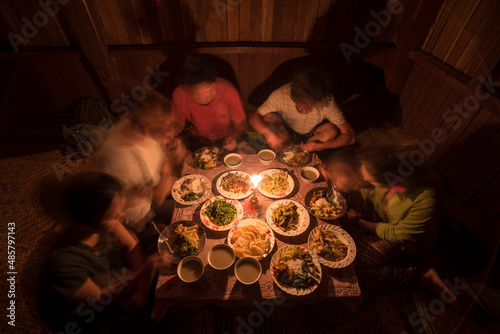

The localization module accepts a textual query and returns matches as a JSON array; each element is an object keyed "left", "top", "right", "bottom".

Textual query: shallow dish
[
  {"left": 307, "top": 224, "right": 356, "bottom": 269},
  {"left": 171, "top": 174, "right": 212, "bottom": 206},
  {"left": 270, "top": 245, "right": 322, "bottom": 295},
  {"left": 277, "top": 145, "right": 310, "bottom": 167},
  {"left": 177, "top": 255, "right": 204, "bottom": 283},
  {"left": 305, "top": 187, "right": 347, "bottom": 220},
  {"left": 216, "top": 171, "right": 254, "bottom": 200},
  {"left": 235, "top": 257, "right": 262, "bottom": 285},
  {"left": 193, "top": 146, "right": 223, "bottom": 169},
  {"left": 227, "top": 219, "right": 275, "bottom": 260},
  {"left": 265, "top": 200, "right": 310, "bottom": 237},
  {"left": 257, "top": 169, "right": 294, "bottom": 199},
  {"left": 224, "top": 153, "right": 243, "bottom": 169},
  {"left": 200, "top": 196, "right": 243, "bottom": 231},
  {"left": 208, "top": 244, "right": 235, "bottom": 270},
  {"left": 157, "top": 221, "right": 206, "bottom": 264}
]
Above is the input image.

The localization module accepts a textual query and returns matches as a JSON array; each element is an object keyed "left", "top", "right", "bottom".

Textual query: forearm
[
  {"left": 313, "top": 132, "right": 355, "bottom": 150},
  {"left": 226, "top": 120, "right": 247, "bottom": 140},
  {"left": 357, "top": 217, "right": 379, "bottom": 233}
]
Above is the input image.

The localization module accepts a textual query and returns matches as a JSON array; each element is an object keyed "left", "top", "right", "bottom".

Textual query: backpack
[{"left": 62, "top": 98, "right": 115, "bottom": 156}]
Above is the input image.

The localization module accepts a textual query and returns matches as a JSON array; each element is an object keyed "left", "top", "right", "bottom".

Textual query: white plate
[
  {"left": 266, "top": 200, "right": 310, "bottom": 237},
  {"left": 172, "top": 174, "right": 212, "bottom": 206},
  {"left": 257, "top": 169, "right": 294, "bottom": 199},
  {"left": 271, "top": 245, "right": 322, "bottom": 296},
  {"left": 200, "top": 196, "right": 243, "bottom": 231},
  {"left": 307, "top": 224, "right": 356, "bottom": 269},
  {"left": 216, "top": 171, "right": 254, "bottom": 200},
  {"left": 227, "top": 219, "right": 275, "bottom": 260}
]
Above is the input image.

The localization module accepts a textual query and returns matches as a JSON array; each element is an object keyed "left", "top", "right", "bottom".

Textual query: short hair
[
  {"left": 179, "top": 56, "right": 217, "bottom": 85},
  {"left": 323, "top": 148, "right": 367, "bottom": 191},
  {"left": 290, "top": 67, "right": 333, "bottom": 105},
  {"left": 65, "top": 172, "right": 123, "bottom": 229}
]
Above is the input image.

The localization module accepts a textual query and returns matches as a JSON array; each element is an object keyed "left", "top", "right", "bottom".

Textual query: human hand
[
  {"left": 223, "top": 136, "right": 238, "bottom": 151},
  {"left": 346, "top": 209, "right": 361, "bottom": 225},
  {"left": 147, "top": 252, "right": 172, "bottom": 270},
  {"left": 101, "top": 212, "right": 126, "bottom": 232},
  {"left": 266, "top": 132, "right": 288, "bottom": 151},
  {"left": 300, "top": 141, "right": 318, "bottom": 152}
]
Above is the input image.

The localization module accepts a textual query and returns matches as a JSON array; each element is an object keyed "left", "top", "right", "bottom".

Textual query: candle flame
[{"left": 250, "top": 174, "right": 262, "bottom": 187}]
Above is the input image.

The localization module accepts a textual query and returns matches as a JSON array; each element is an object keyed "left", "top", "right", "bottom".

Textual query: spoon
[{"left": 151, "top": 220, "right": 174, "bottom": 253}]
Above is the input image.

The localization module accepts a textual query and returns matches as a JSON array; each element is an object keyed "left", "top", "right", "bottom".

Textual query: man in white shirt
[{"left": 250, "top": 68, "right": 355, "bottom": 153}]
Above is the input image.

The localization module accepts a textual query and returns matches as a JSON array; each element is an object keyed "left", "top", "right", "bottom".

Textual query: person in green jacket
[{"left": 324, "top": 146, "right": 459, "bottom": 308}]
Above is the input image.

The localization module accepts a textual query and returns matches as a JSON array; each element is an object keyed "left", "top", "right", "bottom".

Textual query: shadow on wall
[{"left": 248, "top": 53, "right": 398, "bottom": 132}]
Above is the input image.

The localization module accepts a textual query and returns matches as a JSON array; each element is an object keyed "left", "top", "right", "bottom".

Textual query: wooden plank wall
[
  {"left": 0, "top": 0, "right": 415, "bottom": 134},
  {"left": 397, "top": 0, "right": 500, "bottom": 243}
]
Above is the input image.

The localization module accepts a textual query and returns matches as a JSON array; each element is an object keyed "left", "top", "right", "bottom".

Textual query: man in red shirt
[{"left": 172, "top": 56, "right": 247, "bottom": 151}]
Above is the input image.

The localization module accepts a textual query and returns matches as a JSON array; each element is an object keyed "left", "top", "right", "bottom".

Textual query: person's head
[
  {"left": 130, "top": 91, "right": 180, "bottom": 144},
  {"left": 321, "top": 148, "right": 369, "bottom": 193},
  {"left": 180, "top": 56, "right": 218, "bottom": 105},
  {"left": 65, "top": 172, "right": 125, "bottom": 238},
  {"left": 357, "top": 146, "right": 424, "bottom": 188},
  {"left": 290, "top": 67, "right": 333, "bottom": 114}
]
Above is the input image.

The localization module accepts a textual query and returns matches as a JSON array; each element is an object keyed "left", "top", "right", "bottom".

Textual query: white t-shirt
[
  {"left": 97, "top": 122, "right": 165, "bottom": 229},
  {"left": 257, "top": 83, "right": 346, "bottom": 134}
]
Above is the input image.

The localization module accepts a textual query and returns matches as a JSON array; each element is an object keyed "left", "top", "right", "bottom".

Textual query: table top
[{"left": 153, "top": 153, "right": 361, "bottom": 319}]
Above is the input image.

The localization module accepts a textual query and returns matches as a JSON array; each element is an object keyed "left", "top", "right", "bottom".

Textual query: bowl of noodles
[{"left": 256, "top": 169, "right": 294, "bottom": 198}]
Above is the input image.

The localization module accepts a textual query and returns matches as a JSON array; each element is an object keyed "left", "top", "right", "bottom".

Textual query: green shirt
[{"left": 360, "top": 185, "right": 439, "bottom": 254}]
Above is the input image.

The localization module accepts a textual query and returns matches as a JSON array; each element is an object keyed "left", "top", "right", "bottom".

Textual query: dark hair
[
  {"left": 357, "top": 146, "right": 428, "bottom": 187},
  {"left": 130, "top": 90, "right": 174, "bottom": 129},
  {"left": 179, "top": 56, "right": 217, "bottom": 86},
  {"left": 65, "top": 172, "right": 123, "bottom": 229},
  {"left": 290, "top": 67, "right": 333, "bottom": 105}
]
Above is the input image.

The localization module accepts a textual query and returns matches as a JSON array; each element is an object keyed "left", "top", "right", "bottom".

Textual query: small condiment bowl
[
  {"left": 300, "top": 166, "right": 320, "bottom": 183},
  {"left": 208, "top": 244, "right": 235, "bottom": 270},
  {"left": 224, "top": 153, "right": 243, "bottom": 169},
  {"left": 234, "top": 257, "right": 262, "bottom": 285},
  {"left": 258, "top": 149, "right": 276, "bottom": 165},
  {"left": 177, "top": 255, "right": 204, "bottom": 283}
]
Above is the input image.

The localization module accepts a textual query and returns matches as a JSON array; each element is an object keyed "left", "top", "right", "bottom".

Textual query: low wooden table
[{"left": 152, "top": 153, "right": 362, "bottom": 320}]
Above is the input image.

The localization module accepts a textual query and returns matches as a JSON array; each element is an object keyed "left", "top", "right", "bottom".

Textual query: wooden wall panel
[{"left": 424, "top": 0, "right": 500, "bottom": 83}]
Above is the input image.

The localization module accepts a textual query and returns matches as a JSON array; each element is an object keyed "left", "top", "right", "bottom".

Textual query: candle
[{"left": 249, "top": 174, "right": 262, "bottom": 210}]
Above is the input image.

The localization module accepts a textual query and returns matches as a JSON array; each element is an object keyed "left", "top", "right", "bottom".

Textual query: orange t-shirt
[{"left": 172, "top": 78, "right": 246, "bottom": 140}]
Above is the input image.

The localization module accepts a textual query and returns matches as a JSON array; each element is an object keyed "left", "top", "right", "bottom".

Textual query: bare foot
[{"left": 419, "top": 268, "right": 463, "bottom": 312}]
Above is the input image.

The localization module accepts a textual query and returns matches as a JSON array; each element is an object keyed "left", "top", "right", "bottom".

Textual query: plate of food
[
  {"left": 157, "top": 221, "right": 206, "bottom": 264},
  {"left": 271, "top": 245, "right": 322, "bottom": 296},
  {"left": 193, "top": 146, "right": 223, "bottom": 169},
  {"left": 172, "top": 174, "right": 212, "bottom": 206},
  {"left": 308, "top": 224, "right": 356, "bottom": 268},
  {"left": 216, "top": 171, "right": 254, "bottom": 200},
  {"left": 266, "top": 200, "right": 310, "bottom": 237},
  {"left": 257, "top": 169, "right": 294, "bottom": 198},
  {"left": 305, "top": 187, "right": 347, "bottom": 220},
  {"left": 200, "top": 196, "right": 243, "bottom": 231},
  {"left": 277, "top": 144, "right": 310, "bottom": 167},
  {"left": 227, "top": 219, "right": 275, "bottom": 260}
]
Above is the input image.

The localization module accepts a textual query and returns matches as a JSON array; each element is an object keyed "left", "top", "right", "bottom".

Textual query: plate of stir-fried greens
[{"left": 200, "top": 196, "right": 243, "bottom": 231}]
